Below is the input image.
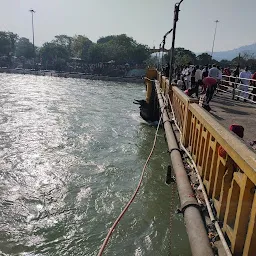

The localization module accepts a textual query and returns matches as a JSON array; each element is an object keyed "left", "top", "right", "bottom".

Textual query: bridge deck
[{"left": 210, "top": 92, "right": 256, "bottom": 147}]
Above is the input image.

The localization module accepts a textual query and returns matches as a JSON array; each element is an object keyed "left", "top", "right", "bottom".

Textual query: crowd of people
[{"left": 162, "top": 63, "right": 256, "bottom": 111}]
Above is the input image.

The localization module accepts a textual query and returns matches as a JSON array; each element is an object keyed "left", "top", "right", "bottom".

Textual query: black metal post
[{"left": 169, "top": 0, "right": 183, "bottom": 85}]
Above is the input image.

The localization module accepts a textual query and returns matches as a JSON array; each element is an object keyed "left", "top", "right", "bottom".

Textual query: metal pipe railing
[
  {"left": 219, "top": 75, "right": 256, "bottom": 103},
  {"left": 155, "top": 82, "right": 214, "bottom": 256}
]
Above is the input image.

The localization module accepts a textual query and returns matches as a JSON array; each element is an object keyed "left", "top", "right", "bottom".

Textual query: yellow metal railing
[{"left": 158, "top": 74, "right": 256, "bottom": 256}]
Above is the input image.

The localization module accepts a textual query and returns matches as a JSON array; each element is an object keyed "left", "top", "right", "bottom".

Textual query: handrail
[
  {"left": 158, "top": 72, "right": 256, "bottom": 255},
  {"left": 222, "top": 74, "right": 256, "bottom": 83},
  {"left": 189, "top": 103, "right": 256, "bottom": 183},
  {"left": 220, "top": 74, "right": 256, "bottom": 103}
]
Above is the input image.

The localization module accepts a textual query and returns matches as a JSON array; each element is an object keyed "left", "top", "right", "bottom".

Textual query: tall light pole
[
  {"left": 211, "top": 20, "right": 219, "bottom": 60},
  {"left": 29, "top": 9, "right": 35, "bottom": 67},
  {"left": 168, "top": 0, "right": 184, "bottom": 84}
]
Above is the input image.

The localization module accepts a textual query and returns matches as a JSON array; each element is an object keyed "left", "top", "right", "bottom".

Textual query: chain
[{"left": 169, "top": 178, "right": 176, "bottom": 256}]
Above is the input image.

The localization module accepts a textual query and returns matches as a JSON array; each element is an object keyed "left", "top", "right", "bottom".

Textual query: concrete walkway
[{"left": 210, "top": 92, "right": 256, "bottom": 147}]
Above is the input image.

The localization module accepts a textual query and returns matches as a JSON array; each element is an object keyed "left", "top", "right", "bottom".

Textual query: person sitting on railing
[{"left": 238, "top": 66, "right": 252, "bottom": 102}]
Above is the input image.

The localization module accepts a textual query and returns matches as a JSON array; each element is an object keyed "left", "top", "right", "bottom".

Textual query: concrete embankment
[{"left": 0, "top": 68, "right": 143, "bottom": 83}]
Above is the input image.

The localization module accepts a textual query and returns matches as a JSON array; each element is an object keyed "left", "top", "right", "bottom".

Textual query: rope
[{"left": 97, "top": 113, "right": 163, "bottom": 256}]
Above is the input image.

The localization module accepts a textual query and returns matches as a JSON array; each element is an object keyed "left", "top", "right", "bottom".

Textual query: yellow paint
[
  {"left": 146, "top": 68, "right": 157, "bottom": 80},
  {"left": 157, "top": 73, "right": 256, "bottom": 256},
  {"left": 145, "top": 80, "right": 152, "bottom": 104}
]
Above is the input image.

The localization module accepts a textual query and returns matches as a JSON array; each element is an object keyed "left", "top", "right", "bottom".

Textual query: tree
[
  {"left": 16, "top": 37, "right": 34, "bottom": 58},
  {"left": 241, "top": 51, "right": 255, "bottom": 61},
  {"left": 72, "top": 35, "right": 93, "bottom": 62},
  {"left": 88, "top": 44, "right": 106, "bottom": 63},
  {"left": 8, "top": 32, "right": 19, "bottom": 55},
  {"left": 0, "top": 31, "right": 19, "bottom": 56},
  {"left": 91, "top": 34, "right": 150, "bottom": 64},
  {"left": 53, "top": 35, "right": 73, "bottom": 57},
  {"left": 197, "top": 53, "right": 212, "bottom": 66},
  {"left": 174, "top": 47, "right": 197, "bottom": 66},
  {"left": 231, "top": 56, "right": 246, "bottom": 67},
  {"left": 219, "top": 59, "right": 231, "bottom": 67},
  {"left": 97, "top": 35, "right": 116, "bottom": 44},
  {"left": 40, "top": 42, "right": 69, "bottom": 69},
  {"left": 130, "top": 44, "right": 150, "bottom": 64}
]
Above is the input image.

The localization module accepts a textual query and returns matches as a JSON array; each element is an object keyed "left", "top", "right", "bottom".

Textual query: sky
[{"left": 0, "top": 0, "right": 255, "bottom": 53}]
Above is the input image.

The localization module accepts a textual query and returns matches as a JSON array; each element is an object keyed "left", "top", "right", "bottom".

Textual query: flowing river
[{"left": 0, "top": 74, "right": 190, "bottom": 256}]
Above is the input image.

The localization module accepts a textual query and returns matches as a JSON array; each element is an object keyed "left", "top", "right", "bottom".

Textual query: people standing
[
  {"left": 231, "top": 65, "right": 240, "bottom": 99},
  {"left": 202, "top": 76, "right": 217, "bottom": 111},
  {"left": 194, "top": 65, "right": 202, "bottom": 97},
  {"left": 223, "top": 67, "right": 231, "bottom": 90},
  {"left": 208, "top": 64, "right": 219, "bottom": 79},
  {"left": 202, "top": 65, "right": 209, "bottom": 93},
  {"left": 238, "top": 66, "right": 252, "bottom": 101},
  {"left": 202, "top": 65, "right": 209, "bottom": 79},
  {"left": 191, "top": 66, "right": 196, "bottom": 88},
  {"left": 187, "top": 64, "right": 194, "bottom": 89},
  {"left": 184, "top": 65, "right": 190, "bottom": 89}
]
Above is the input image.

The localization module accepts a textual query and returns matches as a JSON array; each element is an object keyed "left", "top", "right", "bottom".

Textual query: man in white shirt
[
  {"left": 209, "top": 64, "right": 219, "bottom": 80},
  {"left": 195, "top": 65, "right": 203, "bottom": 83},
  {"left": 194, "top": 65, "right": 202, "bottom": 97},
  {"left": 239, "top": 66, "right": 252, "bottom": 101}
]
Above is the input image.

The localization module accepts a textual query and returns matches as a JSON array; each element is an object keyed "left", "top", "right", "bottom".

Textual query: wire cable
[{"left": 97, "top": 113, "right": 163, "bottom": 256}]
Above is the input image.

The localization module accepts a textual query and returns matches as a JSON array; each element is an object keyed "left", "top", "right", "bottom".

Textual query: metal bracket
[
  {"left": 166, "top": 165, "right": 175, "bottom": 184},
  {"left": 176, "top": 200, "right": 201, "bottom": 214},
  {"left": 163, "top": 119, "right": 174, "bottom": 125},
  {"left": 168, "top": 148, "right": 183, "bottom": 154}
]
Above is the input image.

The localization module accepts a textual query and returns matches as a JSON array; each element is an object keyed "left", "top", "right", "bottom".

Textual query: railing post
[{"left": 181, "top": 100, "right": 192, "bottom": 147}]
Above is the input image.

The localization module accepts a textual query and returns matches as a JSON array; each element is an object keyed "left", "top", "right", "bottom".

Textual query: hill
[{"left": 201, "top": 43, "right": 256, "bottom": 61}]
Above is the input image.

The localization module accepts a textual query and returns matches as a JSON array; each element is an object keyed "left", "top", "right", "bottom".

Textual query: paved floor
[{"left": 210, "top": 92, "right": 256, "bottom": 148}]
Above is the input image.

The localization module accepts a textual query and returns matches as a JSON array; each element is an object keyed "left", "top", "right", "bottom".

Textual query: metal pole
[
  {"left": 211, "top": 20, "right": 219, "bottom": 60},
  {"left": 30, "top": 9, "right": 35, "bottom": 68},
  {"left": 155, "top": 83, "right": 213, "bottom": 256},
  {"left": 161, "top": 29, "right": 173, "bottom": 70},
  {"left": 169, "top": 1, "right": 183, "bottom": 84},
  {"left": 158, "top": 44, "right": 162, "bottom": 70}
]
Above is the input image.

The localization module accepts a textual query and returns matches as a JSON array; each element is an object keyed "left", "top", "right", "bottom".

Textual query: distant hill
[{"left": 200, "top": 43, "right": 256, "bottom": 61}]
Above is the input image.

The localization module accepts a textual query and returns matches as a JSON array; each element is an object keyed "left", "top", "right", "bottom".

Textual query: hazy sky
[{"left": 0, "top": 0, "right": 255, "bottom": 53}]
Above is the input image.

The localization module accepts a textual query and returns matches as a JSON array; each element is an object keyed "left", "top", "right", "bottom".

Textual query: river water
[{"left": 0, "top": 74, "right": 190, "bottom": 256}]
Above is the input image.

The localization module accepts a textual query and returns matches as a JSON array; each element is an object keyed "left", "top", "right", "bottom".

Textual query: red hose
[{"left": 97, "top": 115, "right": 162, "bottom": 256}]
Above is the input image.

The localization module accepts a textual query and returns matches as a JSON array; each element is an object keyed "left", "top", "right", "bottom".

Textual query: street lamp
[
  {"left": 29, "top": 9, "right": 35, "bottom": 66},
  {"left": 211, "top": 20, "right": 219, "bottom": 60},
  {"left": 160, "top": 29, "right": 173, "bottom": 69}
]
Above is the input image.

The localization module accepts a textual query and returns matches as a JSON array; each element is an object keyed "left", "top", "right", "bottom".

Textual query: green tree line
[
  {"left": 1, "top": 31, "right": 255, "bottom": 71},
  {"left": 0, "top": 31, "right": 150, "bottom": 69}
]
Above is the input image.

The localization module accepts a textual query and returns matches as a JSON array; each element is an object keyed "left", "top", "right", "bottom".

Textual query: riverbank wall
[{"left": 0, "top": 68, "right": 143, "bottom": 84}]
